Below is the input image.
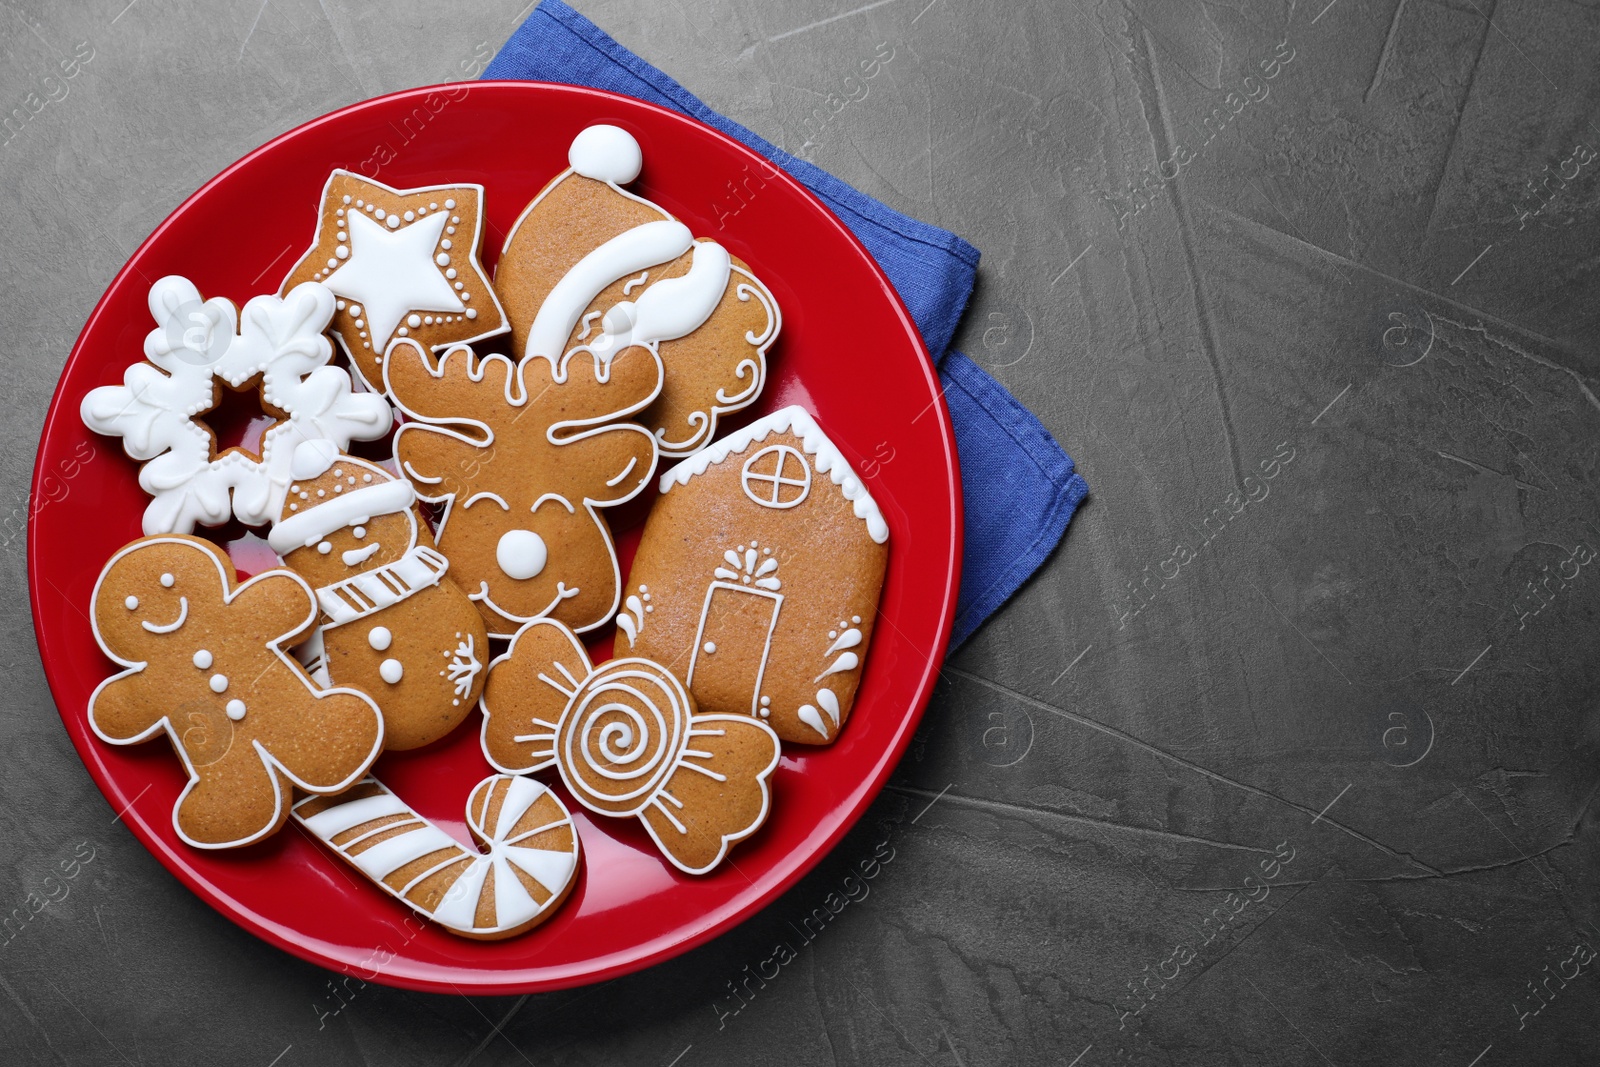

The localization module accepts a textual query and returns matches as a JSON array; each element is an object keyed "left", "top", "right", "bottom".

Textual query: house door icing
[{"left": 687, "top": 581, "right": 783, "bottom": 716}]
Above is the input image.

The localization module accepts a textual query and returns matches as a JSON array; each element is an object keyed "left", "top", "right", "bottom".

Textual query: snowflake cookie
[{"left": 79, "top": 276, "right": 393, "bottom": 535}]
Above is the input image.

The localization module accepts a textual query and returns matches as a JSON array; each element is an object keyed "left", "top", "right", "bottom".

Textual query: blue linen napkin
[{"left": 484, "top": 0, "right": 1087, "bottom": 648}]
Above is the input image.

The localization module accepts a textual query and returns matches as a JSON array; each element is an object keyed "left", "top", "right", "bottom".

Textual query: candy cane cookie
[{"left": 292, "top": 773, "right": 579, "bottom": 940}]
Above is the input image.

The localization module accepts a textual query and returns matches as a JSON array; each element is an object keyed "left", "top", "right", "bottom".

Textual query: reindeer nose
[{"left": 497, "top": 529, "right": 548, "bottom": 580}]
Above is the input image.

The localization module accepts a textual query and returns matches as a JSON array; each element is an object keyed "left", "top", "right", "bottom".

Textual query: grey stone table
[{"left": 3, "top": 0, "right": 1598, "bottom": 1064}]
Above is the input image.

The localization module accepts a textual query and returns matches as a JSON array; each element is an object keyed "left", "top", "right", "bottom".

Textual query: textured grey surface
[{"left": 3, "top": 0, "right": 1599, "bottom": 1064}]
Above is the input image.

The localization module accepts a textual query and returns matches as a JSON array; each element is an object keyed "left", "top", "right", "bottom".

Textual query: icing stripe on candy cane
[{"left": 292, "top": 774, "right": 580, "bottom": 940}]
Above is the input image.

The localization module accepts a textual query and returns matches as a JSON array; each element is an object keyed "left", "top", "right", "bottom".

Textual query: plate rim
[{"left": 28, "top": 80, "right": 963, "bottom": 994}]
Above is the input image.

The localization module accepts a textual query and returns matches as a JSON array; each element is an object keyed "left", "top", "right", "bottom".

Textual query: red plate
[{"left": 29, "top": 83, "right": 960, "bottom": 993}]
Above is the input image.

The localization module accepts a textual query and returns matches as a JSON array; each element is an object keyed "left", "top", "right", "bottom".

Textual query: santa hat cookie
[
  {"left": 494, "top": 124, "right": 781, "bottom": 458},
  {"left": 270, "top": 441, "right": 489, "bottom": 751},
  {"left": 617, "top": 406, "right": 889, "bottom": 745}
]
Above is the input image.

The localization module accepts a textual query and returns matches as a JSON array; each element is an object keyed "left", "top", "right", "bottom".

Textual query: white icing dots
[
  {"left": 440, "top": 239, "right": 452, "bottom": 251},
  {"left": 336, "top": 300, "right": 347, "bottom": 310},
  {"left": 349, "top": 305, "right": 362, "bottom": 317},
  {"left": 445, "top": 268, "right": 457, "bottom": 279},
  {"left": 403, "top": 210, "right": 415, "bottom": 221},
  {"left": 436, "top": 253, "right": 450, "bottom": 266},
  {"left": 317, "top": 541, "right": 332, "bottom": 554},
  {"left": 703, "top": 641, "right": 717, "bottom": 654},
  {"left": 193, "top": 649, "right": 212, "bottom": 669},
  {"left": 407, "top": 314, "right": 421, "bottom": 328},
  {"left": 496, "top": 529, "right": 548, "bottom": 580},
  {"left": 160, "top": 573, "right": 175, "bottom": 588},
  {"left": 225, "top": 699, "right": 246, "bottom": 721},
  {"left": 375, "top": 208, "right": 386, "bottom": 220},
  {"left": 368, "top": 626, "right": 392, "bottom": 651},
  {"left": 124, "top": 596, "right": 138, "bottom": 610},
  {"left": 337, "top": 231, "right": 347, "bottom": 242},
  {"left": 466, "top": 308, "right": 477, "bottom": 319},
  {"left": 444, "top": 198, "right": 456, "bottom": 209},
  {"left": 342, "top": 194, "right": 352, "bottom": 204},
  {"left": 209, "top": 673, "right": 228, "bottom": 694},
  {"left": 386, "top": 215, "right": 400, "bottom": 230},
  {"left": 336, "top": 246, "right": 349, "bottom": 259},
  {"left": 379, "top": 658, "right": 404, "bottom": 684},
  {"left": 397, "top": 327, "right": 409, "bottom": 337}
]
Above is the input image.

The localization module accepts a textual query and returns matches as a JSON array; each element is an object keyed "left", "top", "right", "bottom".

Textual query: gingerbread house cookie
[
  {"left": 616, "top": 406, "right": 889, "bottom": 745},
  {"left": 495, "top": 124, "right": 781, "bottom": 458}
]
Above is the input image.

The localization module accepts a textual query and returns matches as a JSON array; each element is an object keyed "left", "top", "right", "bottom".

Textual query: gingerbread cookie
[
  {"left": 80, "top": 276, "right": 392, "bottom": 534},
  {"left": 384, "top": 338, "right": 659, "bottom": 637},
  {"left": 617, "top": 406, "right": 888, "bottom": 745},
  {"left": 269, "top": 441, "right": 487, "bottom": 751},
  {"left": 293, "top": 773, "right": 579, "bottom": 940},
  {"left": 495, "top": 124, "right": 781, "bottom": 458},
  {"left": 482, "top": 619, "right": 780, "bottom": 875},
  {"left": 280, "top": 172, "right": 508, "bottom": 391},
  {"left": 89, "top": 536, "right": 384, "bottom": 848}
]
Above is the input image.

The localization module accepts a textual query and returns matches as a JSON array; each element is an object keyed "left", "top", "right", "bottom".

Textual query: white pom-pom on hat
[{"left": 569, "top": 125, "right": 643, "bottom": 185}]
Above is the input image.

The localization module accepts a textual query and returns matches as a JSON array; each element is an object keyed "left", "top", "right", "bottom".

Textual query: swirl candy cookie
[
  {"left": 88, "top": 536, "right": 385, "bottom": 848},
  {"left": 280, "top": 173, "right": 508, "bottom": 392},
  {"left": 269, "top": 441, "right": 488, "bottom": 751},
  {"left": 481, "top": 619, "right": 780, "bottom": 875},
  {"left": 292, "top": 774, "right": 580, "bottom": 940},
  {"left": 495, "top": 124, "right": 781, "bottom": 458},
  {"left": 384, "top": 338, "right": 659, "bottom": 638},
  {"left": 617, "top": 406, "right": 889, "bottom": 745},
  {"left": 80, "top": 276, "right": 392, "bottom": 534}
]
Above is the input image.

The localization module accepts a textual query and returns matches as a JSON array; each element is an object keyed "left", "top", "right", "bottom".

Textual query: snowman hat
[{"left": 268, "top": 440, "right": 415, "bottom": 554}]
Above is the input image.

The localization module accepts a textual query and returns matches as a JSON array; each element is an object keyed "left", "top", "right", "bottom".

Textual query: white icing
[
  {"left": 315, "top": 545, "right": 449, "bottom": 628},
  {"left": 209, "top": 673, "right": 228, "bottom": 693},
  {"left": 192, "top": 649, "right": 212, "bottom": 669},
  {"left": 825, "top": 628, "right": 862, "bottom": 656},
  {"left": 816, "top": 688, "right": 841, "bottom": 725},
  {"left": 688, "top": 580, "right": 782, "bottom": 719},
  {"left": 447, "top": 633, "right": 480, "bottom": 699},
  {"left": 367, "top": 626, "right": 392, "bottom": 652},
  {"left": 80, "top": 277, "right": 392, "bottom": 534},
  {"left": 583, "top": 241, "right": 731, "bottom": 362},
  {"left": 291, "top": 439, "right": 340, "bottom": 480},
  {"left": 342, "top": 542, "right": 381, "bottom": 567},
  {"left": 379, "top": 658, "right": 404, "bottom": 684},
  {"left": 568, "top": 124, "right": 644, "bottom": 184},
  {"left": 124, "top": 596, "right": 138, "bottom": 610},
  {"left": 797, "top": 704, "right": 830, "bottom": 738},
  {"left": 741, "top": 444, "right": 811, "bottom": 509},
  {"left": 496, "top": 529, "right": 548, "bottom": 581},
  {"left": 226, "top": 699, "right": 246, "bottom": 721},
  {"left": 141, "top": 597, "right": 188, "bottom": 634},
  {"left": 815, "top": 651, "right": 859, "bottom": 681},
  {"left": 160, "top": 573, "right": 175, "bottom": 588},
  {"left": 658, "top": 406, "right": 888, "bottom": 543},
  {"left": 524, "top": 221, "right": 692, "bottom": 363},
  {"left": 267, "top": 479, "right": 414, "bottom": 553},
  {"left": 324, "top": 208, "right": 462, "bottom": 350}
]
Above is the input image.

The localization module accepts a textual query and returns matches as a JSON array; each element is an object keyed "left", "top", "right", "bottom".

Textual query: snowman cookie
[
  {"left": 495, "top": 124, "right": 781, "bottom": 458},
  {"left": 268, "top": 442, "right": 488, "bottom": 751},
  {"left": 89, "top": 536, "right": 385, "bottom": 848},
  {"left": 482, "top": 618, "right": 780, "bottom": 875},
  {"left": 384, "top": 338, "right": 660, "bottom": 638}
]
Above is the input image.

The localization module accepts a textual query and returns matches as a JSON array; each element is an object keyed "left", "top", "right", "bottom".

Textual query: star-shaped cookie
[{"left": 281, "top": 171, "right": 508, "bottom": 391}]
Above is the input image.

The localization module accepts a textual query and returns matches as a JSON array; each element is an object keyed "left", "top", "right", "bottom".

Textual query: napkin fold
[{"left": 485, "top": 0, "right": 1086, "bottom": 648}]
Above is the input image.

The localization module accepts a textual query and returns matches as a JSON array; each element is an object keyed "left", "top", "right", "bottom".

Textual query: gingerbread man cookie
[
  {"left": 482, "top": 618, "right": 780, "bottom": 875},
  {"left": 293, "top": 773, "right": 580, "bottom": 939},
  {"left": 80, "top": 276, "right": 392, "bottom": 534},
  {"left": 495, "top": 125, "right": 781, "bottom": 458},
  {"left": 618, "top": 407, "right": 889, "bottom": 745},
  {"left": 89, "top": 536, "right": 384, "bottom": 848},
  {"left": 383, "top": 338, "right": 660, "bottom": 638},
  {"left": 269, "top": 441, "right": 488, "bottom": 751},
  {"left": 280, "top": 173, "right": 508, "bottom": 391}
]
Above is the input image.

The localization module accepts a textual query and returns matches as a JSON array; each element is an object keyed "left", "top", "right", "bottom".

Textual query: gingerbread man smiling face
[{"left": 89, "top": 536, "right": 385, "bottom": 848}]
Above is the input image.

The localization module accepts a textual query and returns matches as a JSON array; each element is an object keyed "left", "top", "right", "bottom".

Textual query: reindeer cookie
[
  {"left": 495, "top": 124, "right": 781, "bottom": 458},
  {"left": 268, "top": 442, "right": 488, "bottom": 751},
  {"left": 482, "top": 619, "right": 780, "bottom": 875},
  {"left": 89, "top": 536, "right": 384, "bottom": 849},
  {"left": 618, "top": 407, "right": 889, "bottom": 745},
  {"left": 384, "top": 338, "right": 660, "bottom": 638},
  {"left": 293, "top": 773, "right": 580, "bottom": 940}
]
